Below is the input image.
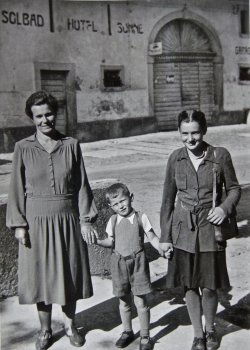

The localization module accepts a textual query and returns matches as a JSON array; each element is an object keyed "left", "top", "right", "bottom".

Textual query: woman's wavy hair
[
  {"left": 177, "top": 110, "right": 207, "bottom": 134},
  {"left": 25, "top": 91, "right": 58, "bottom": 119}
]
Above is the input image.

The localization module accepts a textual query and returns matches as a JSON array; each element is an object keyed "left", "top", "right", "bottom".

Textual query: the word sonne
[{"left": 117, "top": 22, "right": 143, "bottom": 34}]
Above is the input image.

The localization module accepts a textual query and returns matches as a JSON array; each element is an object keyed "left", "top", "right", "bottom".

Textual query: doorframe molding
[
  {"left": 147, "top": 9, "right": 224, "bottom": 121},
  {"left": 34, "top": 62, "right": 77, "bottom": 134}
]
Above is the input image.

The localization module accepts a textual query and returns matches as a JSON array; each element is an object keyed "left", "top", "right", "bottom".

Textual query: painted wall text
[{"left": 1, "top": 10, "right": 44, "bottom": 27}]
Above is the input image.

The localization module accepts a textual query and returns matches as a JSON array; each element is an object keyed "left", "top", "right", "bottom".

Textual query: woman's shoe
[
  {"left": 139, "top": 336, "right": 154, "bottom": 350},
  {"left": 35, "top": 329, "right": 52, "bottom": 350},
  {"left": 206, "top": 331, "right": 219, "bottom": 350},
  {"left": 65, "top": 326, "right": 85, "bottom": 347},
  {"left": 191, "top": 337, "right": 206, "bottom": 350}
]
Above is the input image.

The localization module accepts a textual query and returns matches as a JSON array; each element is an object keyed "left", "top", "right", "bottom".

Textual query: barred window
[
  {"left": 239, "top": 65, "right": 250, "bottom": 84},
  {"left": 100, "top": 65, "right": 125, "bottom": 91}
]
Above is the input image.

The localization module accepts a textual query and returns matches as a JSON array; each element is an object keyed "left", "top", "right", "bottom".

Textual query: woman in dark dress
[
  {"left": 159, "top": 110, "right": 241, "bottom": 350},
  {"left": 7, "top": 91, "right": 98, "bottom": 349}
]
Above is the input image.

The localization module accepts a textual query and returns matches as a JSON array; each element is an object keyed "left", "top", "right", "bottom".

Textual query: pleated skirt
[
  {"left": 18, "top": 195, "right": 93, "bottom": 305},
  {"left": 166, "top": 248, "right": 230, "bottom": 290}
]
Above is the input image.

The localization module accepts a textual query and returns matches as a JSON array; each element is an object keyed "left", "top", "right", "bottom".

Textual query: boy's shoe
[
  {"left": 35, "top": 329, "right": 52, "bottom": 350},
  {"left": 115, "top": 331, "right": 135, "bottom": 348},
  {"left": 206, "top": 331, "right": 219, "bottom": 350},
  {"left": 139, "top": 336, "right": 154, "bottom": 350},
  {"left": 65, "top": 326, "right": 85, "bottom": 347},
  {"left": 191, "top": 337, "right": 206, "bottom": 350}
]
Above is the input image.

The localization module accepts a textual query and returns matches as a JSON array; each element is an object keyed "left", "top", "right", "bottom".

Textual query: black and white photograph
[{"left": 0, "top": 1, "right": 249, "bottom": 349}]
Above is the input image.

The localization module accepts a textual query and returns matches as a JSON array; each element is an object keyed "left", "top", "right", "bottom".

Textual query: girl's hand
[
  {"left": 15, "top": 228, "right": 30, "bottom": 247},
  {"left": 159, "top": 242, "right": 173, "bottom": 252},
  {"left": 207, "top": 207, "right": 226, "bottom": 225}
]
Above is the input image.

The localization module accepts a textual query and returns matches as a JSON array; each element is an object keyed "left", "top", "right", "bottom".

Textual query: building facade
[{"left": 0, "top": 0, "right": 249, "bottom": 151}]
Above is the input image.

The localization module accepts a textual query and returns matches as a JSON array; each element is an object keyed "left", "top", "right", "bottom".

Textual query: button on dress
[{"left": 6, "top": 133, "right": 97, "bottom": 305}]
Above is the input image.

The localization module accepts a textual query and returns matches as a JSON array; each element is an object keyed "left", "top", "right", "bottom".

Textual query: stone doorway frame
[{"left": 147, "top": 9, "right": 224, "bottom": 121}]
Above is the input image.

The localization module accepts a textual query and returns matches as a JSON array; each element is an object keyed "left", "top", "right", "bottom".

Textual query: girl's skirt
[{"left": 166, "top": 248, "right": 230, "bottom": 290}]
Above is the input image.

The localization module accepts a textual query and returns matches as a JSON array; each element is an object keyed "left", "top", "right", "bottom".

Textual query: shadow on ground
[
  {"left": 0, "top": 159, "right": 12, "bottom": 165},
  {"left": 1, "top": 186, "right": 250, "bottom": 349}
]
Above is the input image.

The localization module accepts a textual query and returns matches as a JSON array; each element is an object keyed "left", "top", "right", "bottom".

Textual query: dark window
[
  {"left": 100, "top": 65, "right": 125, "bottom": 91},
  {"left": 239, "top": 66, "right": 250, "bottom": 82},
  {"left": 103, "top": 69, "right": 123, "bottom": 87},
  {"left": 240, "top": 9, "right": 249, "bottom": 35}
]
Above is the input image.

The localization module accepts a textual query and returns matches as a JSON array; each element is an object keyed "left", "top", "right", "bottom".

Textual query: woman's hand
[
  {"left": 207, "top": 207, "right": 226, "bottom": 225},
  {"left": 15, "top": 228, "right": 30, "bottom": 247},
  {"left": 81, "top": 225, "right": 98, "bottom": 244}
]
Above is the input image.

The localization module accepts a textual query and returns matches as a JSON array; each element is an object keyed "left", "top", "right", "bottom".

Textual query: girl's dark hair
[
  {"left": 177, "top": 110, "right": 207, "bottom": 134},
  {"left": 25, "top": 91, "right": 58, "bottom": 119},
  {"left": 105, "top": 183, "right": 130, "bottom": 203}
]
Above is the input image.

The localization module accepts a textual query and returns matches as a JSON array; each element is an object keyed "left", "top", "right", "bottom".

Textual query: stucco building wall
[{"left": 0, "top": 0, "right": 249, "bottom": 150}]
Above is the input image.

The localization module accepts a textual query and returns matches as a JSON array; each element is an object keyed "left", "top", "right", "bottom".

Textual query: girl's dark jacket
[{"left": 160, "top": 143, "right": 241, "bottom": 253}]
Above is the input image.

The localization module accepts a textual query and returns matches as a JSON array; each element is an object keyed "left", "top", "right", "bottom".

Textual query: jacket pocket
[{"left": 175, "top": 173, "right": 187, "bottom": 190}]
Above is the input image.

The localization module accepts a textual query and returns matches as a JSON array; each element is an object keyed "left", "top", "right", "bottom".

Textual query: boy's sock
[
  {"left": 185, "top": 288, "right": 204, "bottom": 338},
  {"left": 134, "top": 295, "right": 150, "bottom": 337},
  {"left": 119, "top": 295, "right": 133, "bottom": 332},
  {"left": 201, "top": 288, "right": 218, "bottom": 333}
]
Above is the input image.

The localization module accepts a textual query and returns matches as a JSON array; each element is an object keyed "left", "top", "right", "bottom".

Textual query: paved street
[{"left": 1, "top": 124, "right": 250, "bottom": 350}]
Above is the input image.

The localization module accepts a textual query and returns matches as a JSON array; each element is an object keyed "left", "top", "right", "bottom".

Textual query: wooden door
[
  {"left": 153, "top": 19, "right": 215, "bottom": 130},
  {"left": 40, "top": 70, "right": 68, "bottom": 134},
  {"left": 153, "top": 62, "right": 182, "bottom": 130}
]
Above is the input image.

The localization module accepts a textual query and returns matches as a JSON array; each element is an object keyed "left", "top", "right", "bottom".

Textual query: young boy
[{"left": 94, "top": 183, "right": 165, "bottom": 350}]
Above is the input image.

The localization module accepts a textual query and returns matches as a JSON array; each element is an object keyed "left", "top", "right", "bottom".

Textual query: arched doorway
[{"left": 148, "top": 13, "right": 223, "bottom": 130}]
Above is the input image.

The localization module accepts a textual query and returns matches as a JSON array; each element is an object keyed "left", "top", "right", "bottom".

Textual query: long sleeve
[
  {"left": 6, "top": 143, "right": 28, "bottom": 229},
  {"left": 160, "top": 152, "right": 177, "bottom": 243},
  {"left": 75, "top": 142, "right": 98, "bottom": 225},
  {"left": 219, "top": 149, "right": 241, "bottom": 216}
]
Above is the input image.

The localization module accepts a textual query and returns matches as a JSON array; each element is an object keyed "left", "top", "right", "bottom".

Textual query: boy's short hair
[{"left": 105, "top": 183, "right": 130, "bottom": 203}]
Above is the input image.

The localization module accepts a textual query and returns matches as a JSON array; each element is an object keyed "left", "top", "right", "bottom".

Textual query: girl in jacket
[{"left": 159, "top": 110, "right": 241, "bottom": 350}]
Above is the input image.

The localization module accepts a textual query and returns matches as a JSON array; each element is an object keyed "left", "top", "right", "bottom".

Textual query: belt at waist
[
  {"left": 113, "top": 248, "right": 143, "bottom": 261},
  {"left": 180, "top": 200, "right": 212, "bottom": 231},
  {"left": 25, "top": 193, "right": 76, "bottom": 200},
  {"left": 180, "top": 200, "right": 212, "bottom": 214}
]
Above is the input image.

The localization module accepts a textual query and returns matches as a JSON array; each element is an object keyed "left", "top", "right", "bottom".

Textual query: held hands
[
  {"left": 81, "top": 224, "right": 99, "bottom": 245},
  {"left": 15, "top": 228, "right": 30, "bottom": 247},
  {"left": 207, "top": 207, "right": 226, "bottom": 225},
  {"left": 159, "top": 242, "right": 173, "bottom": 260}
]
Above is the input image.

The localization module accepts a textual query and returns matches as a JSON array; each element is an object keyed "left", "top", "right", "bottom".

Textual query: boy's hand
[
  {"left": 15, "top": 228, "right": 30, "bottom": 247},
  {"left": 164, "top": 248, "right": 173, "bottom": 260},
  {"left": 81, "top": 225, "right": 98, "bottom": 244}
]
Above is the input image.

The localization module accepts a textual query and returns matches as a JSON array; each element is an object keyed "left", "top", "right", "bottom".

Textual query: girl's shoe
[
  {"left": 140, "top": 336, "right": 154, "bottom": 350},
  {"left": 206, "top": 331, "right": 219, "bottom": 350},
  {"left": 191, "top": 337, "right": 206, "bottom": 350},
  {"left": 65, "top": 326, "right": 85, "bottom": 347},
  {"left": 35, "top": 329, "right": 52, "bottom": 350}
]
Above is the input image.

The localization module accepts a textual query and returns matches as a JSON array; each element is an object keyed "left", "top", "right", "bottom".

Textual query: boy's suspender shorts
[
  {"left": 110, "top": 211, "right": 153, "bottom": 297},
  {"left": 111, "top": 249, "right": 152, "bottom": 297}
]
